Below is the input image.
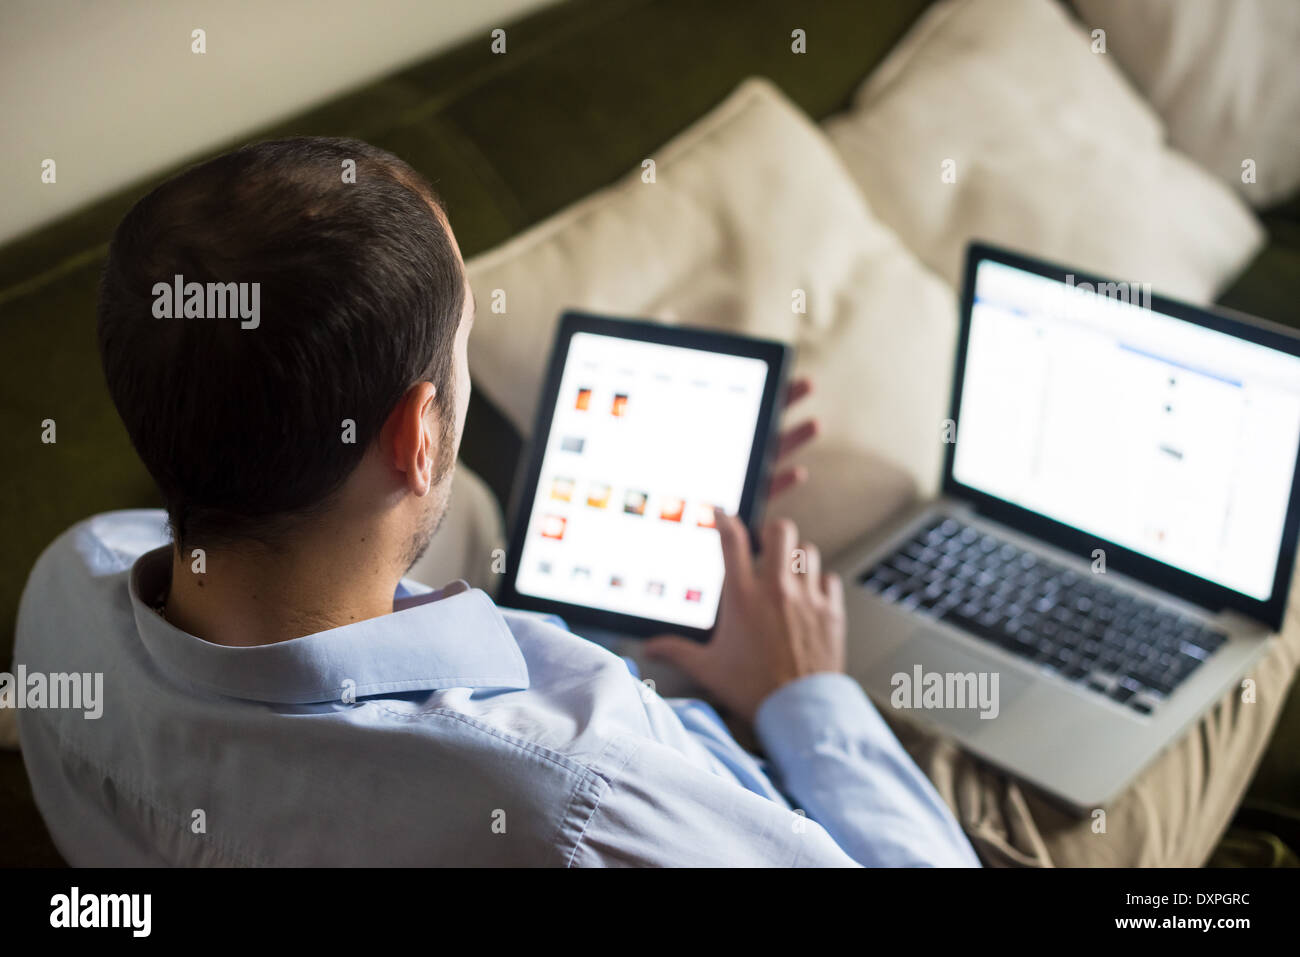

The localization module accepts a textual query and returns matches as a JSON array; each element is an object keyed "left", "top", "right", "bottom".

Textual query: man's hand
[
  {"left": 644, "top": 512, "right": 846, "bottom": 724},
  {"left": 769, "top": 377, "right": 819, "bottom": 498}
]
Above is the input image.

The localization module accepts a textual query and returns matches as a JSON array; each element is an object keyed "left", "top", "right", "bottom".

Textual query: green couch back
[{"left": 0, "top": 0, "right": 937, "bottom": 664}]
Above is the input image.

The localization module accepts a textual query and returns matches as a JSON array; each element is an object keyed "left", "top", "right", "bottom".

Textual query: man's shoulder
[
  {"left": 25, "top": 509, "right": 167, "bottom": 585},
  {"left": 490, "top": 606, "right": 652, "bottom": 719},
  {"left": 18, "top": 510, "right": 165, "bottom": 641}
]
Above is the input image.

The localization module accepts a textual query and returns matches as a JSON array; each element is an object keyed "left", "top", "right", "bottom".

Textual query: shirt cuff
[{"left": 754, "top": 673, "right": 888, "bottom": 768}]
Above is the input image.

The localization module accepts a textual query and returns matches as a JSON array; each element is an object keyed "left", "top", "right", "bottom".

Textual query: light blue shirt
[{"left": 14, "top": 510, "right": 979, "bottom": 867}]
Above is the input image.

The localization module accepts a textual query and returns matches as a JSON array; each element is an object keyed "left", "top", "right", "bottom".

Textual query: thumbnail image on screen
[{"left": 514, "top": 332, "right": 770, "bottom": 630}]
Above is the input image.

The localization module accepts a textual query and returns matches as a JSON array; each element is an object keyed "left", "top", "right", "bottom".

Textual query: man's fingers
[
  {"left": 762, "top": 518, "right": 799, "bottom": 589},
  {"left": 799, "top": 541, "right": 821, "bottom": 586},
  {"left": 768, "top": 465, "right": 808, "bottom": 499},
  {"left": 822, "top": 571, "right": 845, "bottom": 612},
  {"left": 784, "top": 377, "right": 813, "bottom": 408},
  {"left": 776, "top": 417, "right": 819, "bottom": 461},
  {"left": 714, "top": 509, "right": 753, "bottom": 584},
  {"left": 643, "top": 634, "right": 709, "bottom": 678}
]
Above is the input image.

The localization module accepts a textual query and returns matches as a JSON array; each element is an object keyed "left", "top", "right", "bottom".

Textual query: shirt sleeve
[{"left": 754, "top": 673, "right": 981, "bottom": 867}]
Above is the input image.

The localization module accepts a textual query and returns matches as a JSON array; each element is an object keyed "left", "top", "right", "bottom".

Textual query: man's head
[{"left": 97, "top": 137, "right": 472, "bottom": 570}]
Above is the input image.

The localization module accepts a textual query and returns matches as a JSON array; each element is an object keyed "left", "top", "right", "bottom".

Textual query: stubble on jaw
[{"left": 402, "top": 459, "right": 455, "bottom": 574}]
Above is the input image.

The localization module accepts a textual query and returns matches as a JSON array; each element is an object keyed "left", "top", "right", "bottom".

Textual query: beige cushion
[
  {"left": 466, "top": 78, "right": 956, "bottom": 554},
  {"left": 822, "top": 0, "right": 1265, "bottom": 304},
  {"left": 1073, "top": 0, "right": 1300, "bottom": 208}
]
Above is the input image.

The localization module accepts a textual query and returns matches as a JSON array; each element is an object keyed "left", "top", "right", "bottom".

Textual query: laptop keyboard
[{"left": 858, "top": 516, "right": 1229, "bottom": 716}]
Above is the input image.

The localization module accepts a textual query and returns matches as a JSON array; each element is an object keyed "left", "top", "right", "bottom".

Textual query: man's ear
[{"left": 384, "top": 381, "right": 440, "bottom": 496}]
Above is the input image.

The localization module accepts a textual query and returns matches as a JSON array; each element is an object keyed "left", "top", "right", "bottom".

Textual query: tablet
[{"left": 498, "top": 311, "right": 792, "bottom": 640}]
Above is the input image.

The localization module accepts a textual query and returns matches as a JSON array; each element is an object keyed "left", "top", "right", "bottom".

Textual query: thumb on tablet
[{"left": 643, "top": 634, "right": 707, "bottom": 678}]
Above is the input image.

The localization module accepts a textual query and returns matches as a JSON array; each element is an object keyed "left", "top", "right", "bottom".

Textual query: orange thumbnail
[
  {"left": 660, "top": 497, "right": 685, "bottom": 522},
  {"left": 586, "top": 483, "right": 612, "bottom": 508},
  {"left": 550, "top": 477, "right": 575, "bottom": 502}
]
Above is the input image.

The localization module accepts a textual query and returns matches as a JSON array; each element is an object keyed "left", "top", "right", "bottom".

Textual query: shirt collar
[{"left": 128, "top": 546, "right": 529, "bottom": 704}]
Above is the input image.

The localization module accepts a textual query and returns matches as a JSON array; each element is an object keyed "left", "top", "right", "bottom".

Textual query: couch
[{"left": 2, "top": 0, "right": 1297, "bottom": 866}]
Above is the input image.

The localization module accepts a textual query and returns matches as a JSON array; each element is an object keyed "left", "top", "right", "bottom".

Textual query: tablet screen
[{"left": 512, "top": 330, "right": 771, "bottom": 630}]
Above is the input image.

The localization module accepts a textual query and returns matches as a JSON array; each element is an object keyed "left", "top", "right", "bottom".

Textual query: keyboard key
[{"left": 1109, "top": 681, "right": 1138, "bottom": 704}]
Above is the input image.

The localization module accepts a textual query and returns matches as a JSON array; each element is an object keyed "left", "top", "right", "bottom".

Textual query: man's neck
[{"left": 161, "top": 535, "right": 401, "bottom": 647}]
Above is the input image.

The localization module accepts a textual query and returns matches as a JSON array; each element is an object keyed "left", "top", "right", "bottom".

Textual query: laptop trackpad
[{"left": 876, "top": 627, "right": 1031, "bottom": 738}]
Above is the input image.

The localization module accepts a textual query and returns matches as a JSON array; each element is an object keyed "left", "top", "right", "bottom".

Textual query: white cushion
[
  {"left": 822, "top": 0, "right": 1265, "bottom": 304},
  {"left": 465, "top": 78, "right": 958, "bottom": 555},
  {"left": 1073, "top": 0, "right": 1300, "bottom": 209}
]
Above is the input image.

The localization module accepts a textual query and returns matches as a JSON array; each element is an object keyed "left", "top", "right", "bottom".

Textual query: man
[{"left": 16, "top": 137, "right": 978, "bottom": 866}]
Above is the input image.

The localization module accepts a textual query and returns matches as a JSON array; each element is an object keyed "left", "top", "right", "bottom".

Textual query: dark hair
[{"left": 97, "top": 137, "right": 465, "bottom": 550}]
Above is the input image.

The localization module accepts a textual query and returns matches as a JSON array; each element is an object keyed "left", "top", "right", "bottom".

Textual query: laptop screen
[{"left": 952, "top": 258, "right": 1300, "bottom": 603}]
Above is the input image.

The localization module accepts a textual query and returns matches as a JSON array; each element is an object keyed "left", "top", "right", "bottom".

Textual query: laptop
[{"left": 834, "top": 242, "right": 1300, "bottom": 811}]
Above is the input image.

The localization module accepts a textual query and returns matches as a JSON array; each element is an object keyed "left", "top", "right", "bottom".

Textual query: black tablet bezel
[
  {"left": 944, "top": 242, "right": 1300, "bottom": 632},
  {"left": 497, "top": 310, "right": 792, "bottom": 640}
]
